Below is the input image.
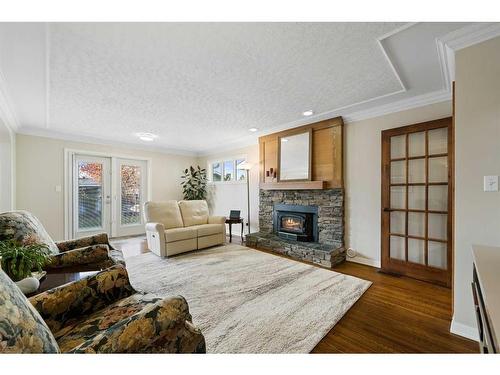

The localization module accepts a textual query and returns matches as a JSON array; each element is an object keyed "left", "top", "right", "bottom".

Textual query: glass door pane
[
  {"left": 78, "top": 161, "right": 103, "bottom": 230},
  {"left": 428, "top": 128, "right": 448, "bottom": 154},
  {"left": 408, "top": 186, "right": 425, "bottom": 210},
  {"left": 408, "top": 239, "right": 425, "bottom": 264},
  {"left": 391, "top": 135, "right": 406, "bottom": 159},
  {"left": 121, "top": 165, "right": 142, "bottom": 225},
  {"left": 390, "top": 211, "right": 405, "bottom": 235},
  {"left": 391, "top": 161, "right": 406, "bottom": 184},
  {"left": 74, "top": 155, "right": 111, "bottom": 238},
  {"left": 428, "top": 241, "right": 447, "bottom": 269},
  {"left": 390, "top": 186, "right": 406, "bottom": 209},
  {"left": 408, "top": 212, "right": 425, "bottom": 237},
  {"left": 390, "top": 236, "right": 405, "bottom": 260},
  {"left": 409, "top": 131, "right": 425, "bottom": 157},
  {"left": 408, "top": 159, "right": 425, "bottom": 183},
  {"left": 429, "top": 157, "right": 448, "bottom": 183},
  {"left": 428, "top": 185, "right": 448, "bottom": 211},
  {"left": 115, "top": 159, "right": 148, "bottom": 237}
]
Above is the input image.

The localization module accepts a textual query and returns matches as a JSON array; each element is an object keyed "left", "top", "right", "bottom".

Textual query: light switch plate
[
  {"left": 55, "top": 185, "right": 62, "bottom": 193},
  {"left": 484, "top": 176, "right": 498, "bottom": 192}
]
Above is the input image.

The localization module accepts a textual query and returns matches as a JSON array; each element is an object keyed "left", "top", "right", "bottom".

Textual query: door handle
[{"left": 383, "top": 208, "right": 391, "bottom": 212}]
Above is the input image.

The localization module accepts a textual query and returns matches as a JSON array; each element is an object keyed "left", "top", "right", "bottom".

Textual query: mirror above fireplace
[{"left": 279, "top": 130, "right": 311, "bottom": 181}]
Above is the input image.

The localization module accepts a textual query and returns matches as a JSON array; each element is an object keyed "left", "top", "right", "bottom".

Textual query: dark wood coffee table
[{"left": 28, "top": 268, "right": 101, "bottom": 297}]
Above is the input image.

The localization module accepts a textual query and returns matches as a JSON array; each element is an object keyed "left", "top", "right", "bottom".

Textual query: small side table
[
  {"left": 27, "top": 269, "right": 100, "bottom": 297},
  {"left": 225, "top": 217, "right": 244, "bottom": 243}
]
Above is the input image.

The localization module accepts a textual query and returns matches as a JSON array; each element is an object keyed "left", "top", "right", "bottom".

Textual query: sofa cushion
[
  {"left": 54, "top": 293, "right": 162, "bottom": 353},
  {"left": 178, "top": 200, "right": 209, "bottom": 227},
  {"left": 144, "top": 201, "right": 184, "bottom": 229},
  {"left": 0, "top": 210, "right": 59, "bottom": 255},
  {"left": 165, "top": 227, "right": 197, "bottom": 243},
  {"left": 0, "top": 269, "right": 60, "bottom": 353},
  {"left": 191, "top": 224, "right": 224, "bottom": 237}
]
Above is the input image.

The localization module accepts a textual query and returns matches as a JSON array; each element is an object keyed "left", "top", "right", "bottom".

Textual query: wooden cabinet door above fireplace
[{"left": 259, "top": 116, "right": 343, "bottom": 190}]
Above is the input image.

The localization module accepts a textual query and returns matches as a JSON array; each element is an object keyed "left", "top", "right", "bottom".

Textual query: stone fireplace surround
[{"left": 245, "top": 188, "right": 345, "bottom": 268}]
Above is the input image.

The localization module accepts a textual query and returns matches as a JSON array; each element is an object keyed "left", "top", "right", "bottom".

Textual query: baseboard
[
  {"left": 450, "top": 317, "right": 479, "bottom": 341},
  {"left": 346, "top": 256, "right": 381, "bottom": 268}
]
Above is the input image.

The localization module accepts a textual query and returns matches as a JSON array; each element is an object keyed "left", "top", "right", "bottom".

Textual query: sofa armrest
[
  {"left": 29, "top": 265, "right": 135, "bottom": 333},
  {"left": 208, "top": 216, "right": 226, "bottom": 224},
  {"left": 55, "top": 233, "right": 111, "bottom": 252},
  {"left": 145, "top": 222, "right": 166, "bottom": 257},
  {"left": 67, "top": 295, "right": 206, "bottom": 353},
  {"left": 145, "top": 222, "right": 165, "bottom": 232},
  {"left": 45, "top": 244, "right": 112, "bottom": 270}
]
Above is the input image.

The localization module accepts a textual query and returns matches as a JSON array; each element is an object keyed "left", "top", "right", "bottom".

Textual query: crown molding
[
  {"left": 437, "top": 22, "right": 500, "bottom": 92},
  {"left": 16, "top": 126, "right": 199, "bottom": 157},
  {"left": 343, "top": 89, "right": 451, "bottom": 123},
  {"left": 443, "top": 22, "right": 500, "bottom": 52}
]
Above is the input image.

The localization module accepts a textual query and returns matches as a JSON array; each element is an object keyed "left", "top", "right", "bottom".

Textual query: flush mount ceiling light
[
  {"left": 248, "top": 128, "right": 258, "bottom": 132},
  {"left": 135, "top": 132, "right": 158, "bottom": 142},
  {"left": 302, "top": 110, "right": 314, "bottom": 116}
]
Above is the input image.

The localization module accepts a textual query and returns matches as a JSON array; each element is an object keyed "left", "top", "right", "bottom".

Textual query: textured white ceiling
[
  {"left": 0, "top": 22, "right": 480, "bottom": 154},
  {"left": 47, "top": 23, "right": 404, "bottom": 152}
]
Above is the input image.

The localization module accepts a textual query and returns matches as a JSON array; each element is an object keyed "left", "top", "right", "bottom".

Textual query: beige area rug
[{"left": 125, "top": 244, "right": 371, "bottom": 353}]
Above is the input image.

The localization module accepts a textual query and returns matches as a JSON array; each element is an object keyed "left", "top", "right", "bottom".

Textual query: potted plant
[
  {"left": 0, "top": 240, "right": 51, "bottom": 292},
  {"left": 181, "top": 165, "right": 207, "bottom": 200}
]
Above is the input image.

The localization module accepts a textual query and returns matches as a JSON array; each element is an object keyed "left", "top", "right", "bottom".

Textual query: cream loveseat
[{"left": 144, "top": 200, "right": 226, "bottom": 257}]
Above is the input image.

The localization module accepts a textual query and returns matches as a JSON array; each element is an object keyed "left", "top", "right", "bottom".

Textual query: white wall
[
  {"left": 0, "top": 119, "right": 15, "bottom": 211},
  {"left": 345, "top": 101, "right": 452, "bottom": 266},
  {"left": 16, "top": 134, "right": 198, "bottom": 240},
  {"left": 198, "top": 145, "right": 260, "bottom": 235},
  {"left": 452, "top": 36, "right": 500, "bottom": 339}
]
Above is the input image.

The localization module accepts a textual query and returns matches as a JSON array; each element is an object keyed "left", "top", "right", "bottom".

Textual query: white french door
[
  {"left": 70, "top": 153, "right": 149, "bottom": 239},
  {"left": 73, "top": 155, "right": 112, "bottom": 238}
]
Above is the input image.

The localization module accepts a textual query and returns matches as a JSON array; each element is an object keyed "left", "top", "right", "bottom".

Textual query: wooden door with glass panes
[{"left": 381, "top": 117, "right": 453, "bottom": 287}]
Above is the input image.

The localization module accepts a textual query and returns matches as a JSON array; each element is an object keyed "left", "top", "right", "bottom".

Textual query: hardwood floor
[{"left": 111, "top": 235, "right": 477, "bottom": 354}]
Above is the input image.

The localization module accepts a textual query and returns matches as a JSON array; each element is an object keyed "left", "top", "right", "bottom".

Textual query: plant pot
[{"left": 15, "top": 276, "right": 40, "bottom": 295}]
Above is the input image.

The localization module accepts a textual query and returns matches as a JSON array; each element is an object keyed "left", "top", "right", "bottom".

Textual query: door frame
[
  {"left": 380, "top": 117, "right": 454, "bottom": 287},
  {"left": 64, "top": 148, "right": 152, "bottom": 240}
]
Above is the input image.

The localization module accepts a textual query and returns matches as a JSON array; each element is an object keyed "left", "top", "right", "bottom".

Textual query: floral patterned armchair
[
  {"left": 0, "top": 210, "right": 123, "bottom": 270},
  {"left": 0, "top": 265, "right": 206, "bottom": 353}
]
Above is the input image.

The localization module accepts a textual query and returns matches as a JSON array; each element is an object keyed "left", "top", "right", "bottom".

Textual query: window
[
  {"left": 223, "top": 161, "right": 235, "bottom": 181},
  {"left": 236, "top": 159, "right": 246, "bottom": 181},
  {"left": 212, "top": 162, "right": 222, "bottom": 181},
  {"left": 210, "top": 158, "right": 246, "bottom": 182}
]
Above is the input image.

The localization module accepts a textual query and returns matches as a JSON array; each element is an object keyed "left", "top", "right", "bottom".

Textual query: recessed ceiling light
[
  {"left": 135, "top": 132, "right": 158, "bottom": 142},
  {"left": 302, "top": 110, "right": 314, "bottom": 117},
  {"left": 248, "top": 128, "right": 258, "bottom": 132},
  {"left": 282, "top": 138, "right": 288, "bottom": 142}
]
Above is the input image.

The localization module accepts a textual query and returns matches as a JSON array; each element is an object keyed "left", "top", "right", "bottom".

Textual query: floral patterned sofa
[
  {"left": 0, "top": 265, "right": 206, "bottom": 353},
  {"left": 0, "top": 210, "right": 123, "bottom": 270}
]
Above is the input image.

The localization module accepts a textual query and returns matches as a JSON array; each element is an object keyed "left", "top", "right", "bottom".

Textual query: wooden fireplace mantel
[{"left": 259, "top": 181, "right": 326, "bottom": 190}]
